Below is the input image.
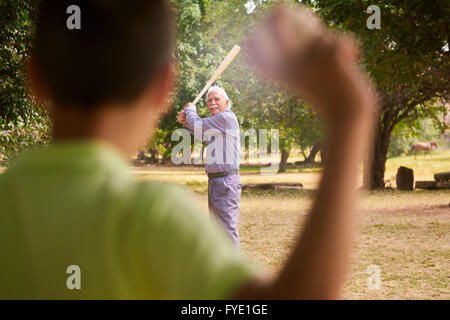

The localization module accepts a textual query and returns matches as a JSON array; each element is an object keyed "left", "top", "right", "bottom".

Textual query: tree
[
  {"left": 0, "top": 0, "right": 51, "bottom": 164},
  {"left": 0, "top": 0, "right": 37, "bottom": 122},
  {"left": 200, "top": 0, "right": 325, "bottom": 171},
  {"left": 309, "top": 0, "right": 449, "bottom": 189},
  {"left": 147, "top": 0, "right": 218, "bottom": 162},
  {"left": 147, "top": 0, "right": 326, "bottom": 169}
]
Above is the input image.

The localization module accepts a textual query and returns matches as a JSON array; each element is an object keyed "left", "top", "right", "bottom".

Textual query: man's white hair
[{"left": 206, "top": 85, "right": 232, "bottom": 107}]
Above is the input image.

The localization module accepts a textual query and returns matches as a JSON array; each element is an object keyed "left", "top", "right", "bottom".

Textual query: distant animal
[{"left": 411, "top": 141, "right": 439, "bottom": 158}]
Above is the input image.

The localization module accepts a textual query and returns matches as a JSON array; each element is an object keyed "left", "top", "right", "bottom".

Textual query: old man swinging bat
[{"left": 192, "top": 45, "right": 241, "bottom": 106}]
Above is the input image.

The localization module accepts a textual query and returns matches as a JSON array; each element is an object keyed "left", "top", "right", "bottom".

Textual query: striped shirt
[{"left": 185, "top": 106, "right": 240, "bottom": 174}]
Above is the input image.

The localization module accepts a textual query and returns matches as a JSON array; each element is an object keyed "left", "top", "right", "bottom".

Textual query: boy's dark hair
[{"left": 33, "top": 0, "right": 173, "bottom": 110}]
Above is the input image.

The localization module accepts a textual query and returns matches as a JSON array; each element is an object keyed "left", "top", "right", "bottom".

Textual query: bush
[
  {"left": 388, "top": 134, "right": 413, "bottom": 157},
  {"left": 0, "top": 114, "right": 51, "bottom": 166}
]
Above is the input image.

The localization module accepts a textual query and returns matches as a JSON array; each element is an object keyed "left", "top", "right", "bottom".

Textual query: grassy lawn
[{"left": 130, "top": 149, "right": 450, "bottom": 299}]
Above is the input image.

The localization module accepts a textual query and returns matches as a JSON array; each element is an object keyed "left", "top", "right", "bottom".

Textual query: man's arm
[
  {"left": 230, "top": 6, "right": 376, "bottom": 299},
  {"left": 184, "top": 104, "right": 226, "bottom": 134},
  {"left": 177, "top": 108, "right": 208, "bottom": 142}
]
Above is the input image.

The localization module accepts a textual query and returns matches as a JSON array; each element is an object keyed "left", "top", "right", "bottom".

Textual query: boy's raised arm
[{"left": 231, "top": 6, "right": 377, "bottom": 299}]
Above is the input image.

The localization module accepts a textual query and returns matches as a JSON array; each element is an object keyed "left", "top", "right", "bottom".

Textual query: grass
[{"left": 129, "top": 149, "right": 450, "bottom": 299}]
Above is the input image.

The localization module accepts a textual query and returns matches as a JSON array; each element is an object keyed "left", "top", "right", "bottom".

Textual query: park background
[{"left": 1, "top": 0, "right": 449, "bottom": 299}]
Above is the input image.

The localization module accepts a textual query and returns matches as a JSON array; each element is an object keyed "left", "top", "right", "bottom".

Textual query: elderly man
[{"left": 177, "top": 85, "right": 241, "bottom": 249}]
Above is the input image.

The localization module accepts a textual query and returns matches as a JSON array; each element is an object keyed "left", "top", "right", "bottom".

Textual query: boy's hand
[{"left": 245, "top": 5, "right": 376, "bottom": 127}]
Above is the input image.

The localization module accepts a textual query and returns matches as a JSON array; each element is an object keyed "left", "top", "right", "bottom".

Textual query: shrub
[{"left": 0, "top": 114, "right": 51, "bottom": 166}]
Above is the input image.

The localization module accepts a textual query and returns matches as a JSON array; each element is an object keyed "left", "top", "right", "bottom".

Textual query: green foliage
[
  {"left": 152, "top": 0, "right": 214, "bottom": 160},
  {"left": 309, "top": 0, "right": 449, "bottom": 92},
  {"left": 200, "top": 0, "right": 325, "bottom": 156},
  {"left": 0, "top": 0, "right": 38, "bottom": 122},
  {"left": 308, "top": 0, "right": 449, "bottom": 127},
  {"left": 0, "top": 0, "right": 51, "bottom": 165},
  {"left": 144, "top": 0, "right": 327, "bottom": 163},
  {"left": 307, "top": 0, "right": 449, "bottom": 188},
  {"left": 1, "top": 0, "right": 326, "bottom": 165},
  {"left": 0, "top": 114, "right": 51, "bottom": 166}
]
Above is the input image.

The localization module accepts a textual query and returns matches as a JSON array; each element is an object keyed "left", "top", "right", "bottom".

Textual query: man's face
[{"left": 207, "top": 89, "right": 229, "bottom": 116}]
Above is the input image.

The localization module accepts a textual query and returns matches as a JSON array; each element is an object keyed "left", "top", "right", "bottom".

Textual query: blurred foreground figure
[{"left": 0, "top": 1, "right": 376, "bottom": 299}]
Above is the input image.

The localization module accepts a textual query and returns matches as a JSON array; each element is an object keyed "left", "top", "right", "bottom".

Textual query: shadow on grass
[
  {"left": 359, "top": 188, "right": 450, "bottom": 196},
  {"left": 239, "top": 164, "right": 323, "bottom": 174},
  {"left": 132, "top": 171, "right": 206, "bottom": 176},
  {"left": 241, "top": 188, "right": 317, "bottom": 198}
]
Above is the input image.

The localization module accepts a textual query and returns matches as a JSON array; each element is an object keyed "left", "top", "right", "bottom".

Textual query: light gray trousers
[{"left": 208, "top": 173, "right": 242, "bottom": 249}]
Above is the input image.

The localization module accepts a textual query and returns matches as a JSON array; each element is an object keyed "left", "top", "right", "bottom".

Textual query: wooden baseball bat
[{"left": 192, "top": 45, "right": 241, "bottom": 106}]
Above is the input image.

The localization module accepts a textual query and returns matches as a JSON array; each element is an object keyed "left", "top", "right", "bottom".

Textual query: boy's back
[{"left": 0, "top": 141, "right": 253, "bottom": 299}]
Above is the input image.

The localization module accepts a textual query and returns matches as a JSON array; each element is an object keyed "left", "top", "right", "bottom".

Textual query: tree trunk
[
  {"left": 396, "top": 166, "right": 414, "bottom": 190},
  {"left": 320, "top": 144, "right": 328, "bottom": 166},
  {"left": 363, "top": 120, "right": 392, "bottom": 190},
  {"left": 304, "top": 142, "right": 322, "bottom": 164},
  {"left": 434, "top": 172, "right": 450, "bottom": 182},
  {"left": 278, "top": 149, "right": 290, "bottom": 173},
  {"left": 300, "top": 147, "right": 307, "bottom": 160},
  {"left": 148, "top": 148, "right": 159, "bottom": 164}
]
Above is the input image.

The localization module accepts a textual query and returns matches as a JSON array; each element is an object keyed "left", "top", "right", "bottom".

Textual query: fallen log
[
  {"left": 242, "top": 183, "right": 303, "bottom": 190},
  {"left": 434, "top": 172, "right": 450, "bottom": 182},
  {"left": 436, "top": 182, "right": 450, "bottom": 189},
  {"left": 415, "top": 181, "right": 450, "bottom": 190}
]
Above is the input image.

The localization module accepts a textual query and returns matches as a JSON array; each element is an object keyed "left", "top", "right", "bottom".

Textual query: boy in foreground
[{"left": 0, "top": 1, "right": 376, "bottom": 299}]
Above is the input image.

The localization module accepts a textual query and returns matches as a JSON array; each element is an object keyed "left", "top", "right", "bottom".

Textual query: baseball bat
[{"left": 192, "top": 45, "right": 241, "bottom": 106}]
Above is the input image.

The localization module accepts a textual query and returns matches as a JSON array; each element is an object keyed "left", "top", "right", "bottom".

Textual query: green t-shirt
[{"left": 0, "top": 141, "right": 254, "bottom": 299}]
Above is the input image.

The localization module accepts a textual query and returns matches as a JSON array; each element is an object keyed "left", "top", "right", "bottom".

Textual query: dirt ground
[{"left": 219, "top": 190, "right": 449, "bottom": 300}]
